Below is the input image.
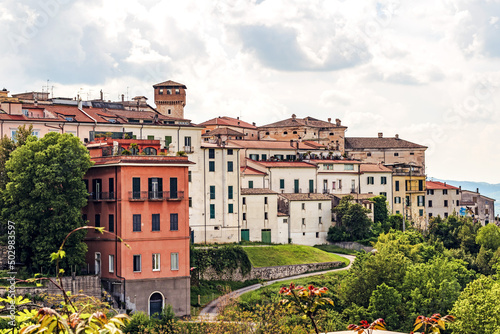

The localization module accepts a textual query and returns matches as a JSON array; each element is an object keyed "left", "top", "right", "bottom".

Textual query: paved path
[{"left": 198, "top": 253, "right": 356, "bottom": 320}]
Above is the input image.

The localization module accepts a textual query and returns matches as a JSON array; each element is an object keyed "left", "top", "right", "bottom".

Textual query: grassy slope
[{"left": 243, "top": 245, "right": 349, "bottom": 267}]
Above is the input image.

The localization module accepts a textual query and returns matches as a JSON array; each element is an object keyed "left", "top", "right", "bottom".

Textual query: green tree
[
  {"left": 342, "top": 203, "right": 373, "bottom": 240},
  {"left": 450, "top": 276, "right": 500, "bottom": 334},
  {"left": 476, "top": 223, "right": 500, "bottom": 251},
  {"left": 370, "top": 195, "right": 389, "bottom": 233},
  {"left": 0, "top": 125, "right": 33, "bottom": 190},
  {"left": 1, "top": 132, "right": 93, "bottom": 272},
  {"left": 367, "top": 283, "right": 402, "bottom": 329}
]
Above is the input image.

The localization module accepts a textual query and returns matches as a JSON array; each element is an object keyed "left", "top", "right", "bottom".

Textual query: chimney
[
  {"left": 328, "top": 117, "right": 331, "bottom": 123},
  {"left": 100, "top": 89, "right": 103, "bottom": 101},
  {"left": 477, "top": 188, "right": 479, "bottom": 193},
  {"left": 459, "top": 186, "right": 462, "bottom": 191},
  {"left": 121, "top": 94, "right": 124, "bottom": 102},
  {"left": 78, "top": 99, "right": 82, "bottom": 110},
  {"left": 292, "top": 114, "right": 296, "bottom": 120},
  {"left": 395, "top": 134, "right": 399, "bottom": 139},
  {"left": 444, "top": 182, "right": 447, "bottom": 186},
  {"left": 335, "top": 119, "right": 341, "bottom": 126},
  {"left": 290, "top": 139, "right": 294, "bottom": 147},
  {"left": 378, "top": 132, "right": 383, "bottom": 138},
  {"left": 252, "top": 122, "right": 256, "bottom": 126},
  {"left": 237, "top": 116, "right": 239, "bottom": 120}
]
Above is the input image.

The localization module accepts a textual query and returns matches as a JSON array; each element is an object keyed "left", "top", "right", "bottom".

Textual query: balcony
[
  {"left": 166, "top": 191, "right": 184, "bottom": 201},
  {"left": 89, "top": 192, "right": 115, "bottom": 201},
  {"left": 184, "top": 146, "right": 194, "bottom": 153},
  {"left": 129, "top": 191, "right": 147, "bottom": 201},
  {"left": 148, "top": 191, "right": 166, "bottom": 201}
]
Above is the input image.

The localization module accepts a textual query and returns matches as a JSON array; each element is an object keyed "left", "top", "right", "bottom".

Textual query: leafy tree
[
  {"left": 387, "top": 214, "right": 405, "bottom": 231},
  {"left": 450, "top": 276, "right": 500, "bottom": 334},
  {"left": 370, "top": 195, "right": 389, "bottom": 232},
  {"left": 1, "top": 132, "right": 93, "bottom": 272},
  {"left": 367, "top": 283, "right": 402, "bottom": 329},
  {"left": 329, "top": 196, "right": 373, "bottom": 242},
  {"left": 476, "top": 223, "right": 500, "bottom": 251}
]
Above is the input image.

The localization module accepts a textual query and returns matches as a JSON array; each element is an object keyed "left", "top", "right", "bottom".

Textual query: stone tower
[{"left": 153, "top": 80, "right": 187, "bottom": 119}]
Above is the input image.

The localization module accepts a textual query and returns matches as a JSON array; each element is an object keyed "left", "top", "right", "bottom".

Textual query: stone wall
[
  {"left": 331, "top": 241, "right": 373, "bottom": 252},
  {"left": 200, "top": 261, "right": 344, "bottom": 282}
]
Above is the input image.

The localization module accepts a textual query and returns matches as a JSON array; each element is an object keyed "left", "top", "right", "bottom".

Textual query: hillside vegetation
[{"left": 243, "top": 245, "right": 349, "bottom": 267}]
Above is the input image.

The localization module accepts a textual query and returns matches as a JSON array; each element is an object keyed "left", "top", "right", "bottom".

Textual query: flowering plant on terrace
[{"left": 279, "top": 282, "right": 333, "bottom": 334}]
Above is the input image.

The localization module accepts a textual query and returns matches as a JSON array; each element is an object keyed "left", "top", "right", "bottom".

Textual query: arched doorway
[{"left": 149, "top": 292, "right": 164, "bottom": 317}]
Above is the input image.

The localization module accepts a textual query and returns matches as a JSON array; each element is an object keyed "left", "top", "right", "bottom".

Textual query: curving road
[{"left": 198, "top": 253, "right": 356, "bottom": 320}]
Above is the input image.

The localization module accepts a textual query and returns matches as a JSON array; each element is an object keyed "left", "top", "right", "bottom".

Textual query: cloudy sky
[{"left": 1, "top": 0, "right": 499, "bottom": 183}]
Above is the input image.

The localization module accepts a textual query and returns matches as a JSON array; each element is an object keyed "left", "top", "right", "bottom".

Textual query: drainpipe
[{"left": 114, "top": 166, "right": 126, "bottom": 309}]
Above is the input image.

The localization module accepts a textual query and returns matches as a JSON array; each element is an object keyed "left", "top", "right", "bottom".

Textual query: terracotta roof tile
[
  {"left": 345, "top": 137, "right": 427, "bottom": 149},
  {"left": 199, "top": 116, "right": 257, "bottom": 129},
  {"left": 426, "top": 181, "right": 459, "bottom": 190},
  {"left": 279, "top": 193, "right": 332, "bottom": 201},
  {"left": 360, "top": 164, "right": 393, "bottom": 173},
  {"left": 310, "top": 159, "right": 361, "bottom": 164},
  {"left": 202, "top": 127, "right": 245, "bottom": 137},
  {"left": 259, "top": 116, "right": 346, "bottom": 129},
  {"left": 153, "top": 80, "right": 187, "bottom": 88},
  {"left": 240, "top": 166, "right": 267, "bottom": 175},
  {"left": 228, "top": 140, "right": 321, "bottom": 150}
]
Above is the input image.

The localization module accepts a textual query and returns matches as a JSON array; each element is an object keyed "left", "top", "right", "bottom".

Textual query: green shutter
[
  {"left": 228, "top": 204, "right": 234, "bottom": 213},
  {"left": 165, "top": 136, "right": 172, "bottom": 147},
  {"left": 210, "top": 204, "right": 215, "bottom": 219},
  {"left": 210, "top": 186, "right": 215, "bottom": 199},
  {"left": 280, "top": 179, "right": 285, "bottom": 189},
  {"left": 228, "top": 186, "right": 233, "bottom": 199}
]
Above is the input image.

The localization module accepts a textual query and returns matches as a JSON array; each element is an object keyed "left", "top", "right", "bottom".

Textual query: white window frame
[
  {"left": 171, "top": 253, "right": 179, "bottom": 271},
  {"left": 109, "top": 254, "right": 114, "bottom": 273},
  {"left": 152, "top": 253, "right": 161, "bottom": 271}
]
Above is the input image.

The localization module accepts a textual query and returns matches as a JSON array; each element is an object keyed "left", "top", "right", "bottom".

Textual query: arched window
[
  {"left": 143, "top": 147, "right": 157, "bottom": 155},
  {"left": 149, "top": 292, "right": 164, "bottom": 317}
]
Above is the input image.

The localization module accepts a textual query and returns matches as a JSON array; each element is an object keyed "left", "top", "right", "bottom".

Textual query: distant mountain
[{"left": 431, "top": 178, "right": 500, "bottom": 216}]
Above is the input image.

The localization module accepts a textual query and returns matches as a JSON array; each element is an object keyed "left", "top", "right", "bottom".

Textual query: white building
[
  {"left": 425, "top": 181, "right": 461, "bottom": 220},
  {"left": 241, "top": 188, "right": 288, "bottom": 244},
  {"left": 308, "top": 159, "right": 361, "bottom": 195},
  {"left": 360, "top": 163, "right": 393, "bottom": 211},
  {"left": 278, "top": 193, "right": 332, "bottom": 245}
]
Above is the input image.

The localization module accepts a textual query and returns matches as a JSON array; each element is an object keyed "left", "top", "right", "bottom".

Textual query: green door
[
  {"left": 241, "top": 229, "right": 250, "bottom": 241},
  {"left": 309, "top": 179, "right": 314, "bottom": 193},
  {"left": 261, "top": 229, "right": 271, "bottom": 244},
  {"left": 294, "top": 179, "right": 299, "bottom": 193}
]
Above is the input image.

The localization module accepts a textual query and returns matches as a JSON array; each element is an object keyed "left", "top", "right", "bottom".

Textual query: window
[
  {"left": 261, "top": 154, "right": 267, "bottom": 161},
  {"left": 147, "top": 135, "right": 154, "bottom": 140},
  {"left": 242, "top": 197, "right": 246, "bottom": 205},
  {"left": 318, "top": 203, "right": 322, "bottom": 210},
  {"left": 283, "top": 131, "right": 288, "bottom": 135},
  {"left": 418, "top": 180, "right": 424, "bottom": 191},
  {"left": 344, "top": 164, "right": 354, "bottom": 170},
  {"left": 228, "top": 149, "right": 233, "bottom": 155},
  {"left": 95, "top": 214, "right": 100, "bottom": 227},
  {"left": 395, "top": 181, "right": 400, "bottom": 192},
  {"left": 132, "top": 177, "right": 141, "bottom": 199},
  {"left": 133, "top": 255, "right": 141, "bottom": 272},
  {"left": 210, "top": 204, "right": 215, "bottom": 219},
  {"left": 248, "top": 181, "right": 254, "bottom": 189},
  {"left": 302, "top": 218, "right": 306, "bottom": 225},
  {"left": 188, "top": 171, "right": 192, "bottom": 182},
  {"left": 228, "top": 186, "right": 233, "bottom": 199},
  {"left": 264, "top": 212, "right": 268, "bottom": 220},
  {"left": 153, "top": 253, "right": 160, "bottom": 271},
  {"left": 209, "top": 149, "right": 215, "bottom": 159},
  {"left": 406, "top": 196, "right": 411, "bottom": 207},
  {"left": 443, "top": 189, "right": 448, "bottom": 195},
  {"left": 456, "top": 189, "right": 460, "bottom": 195},
  {"left": 109, "top": 255, "right": 114, "bottom": 273},
  {"left": 301, "top": 203, "right": 305, "bottom": 210},
  {"left": 394, "top": 197, "right": 401, "bottom": 204},
  {"left": 394, "top": 153, "right": 399, "bottom": 157},
  {"left": 189, "top": 197, "right": 192, "bottom": 207},
  {"left": 152, "top": 214, "right": 160, "bottom": 231},
  {"left": 280, "top": 179, "right": 285, "bottom": 189},
  {"left": 228, "top": 204, "right": 234, "bottom": 213},
  {"left": 367, "top": 152, "right": 372, "bottom": 157},
  {"left": 164, "top": 136, "right": 172, "bottom": 147},
  {"left": 309, "top": 179, "right": 314, "bottom": 193},
  {"left": 171, "top": 253, "right": 179, "bottom": 270},
  {"left": 264, "top": 197, "right": 268, "bottom": 204},
  {"left": 159, "top": 88, "right": 163, "bottom": 95},
  {"left": 418, "top": 195, "right": 425, "bottom": 206},
  {"left": 294, "top": 179, "right": 299, "bottom": 193},
  {"left": 332, "top": 181, "right": 336, "bottom": 190},
  {"left": 419, "top": 209, "right": 424, "bottom": 217},
  {"left": 444, "top": 200, "right": 448, "bottom": 207},
  {"left": 170, "top": 214, "right": 178, "bottom": 231},
  {"left": 456, "top": 200, "right": 459, "bottom": 206},
  {"left": 108, "top": 214, "right": 114, "bottom": 232},
  {"left": 380, "top": 192, "right": 387, "bottom": 197},
  {"left": 367, "top": 177, "right": 374, "bottom": 185},
  {"left": 184, "top": 136, "right": 191, "bottom": 149},
  {"left": 427, "top": 189, "right": 435, "bottom": 195},
  {"left": 243, "top": 212, "right": 247, "bottom": 221},
  {"left": 227, "top": 161, "right": 233, "bottom": 172},
  {"left": 381, "top": 176, "right": 387, "bottom": 185},
  {"left": 209, "top": 161, "right": 215, "bottom": 172},
  {"left": 148, "top": 177, "right": 163, "bottom": 199},
  {"left": 428, "top": 200, "right": 433, "bottom": 207},
  {"left": 319, "top": 217, "right": 322, "bottom": 224},
  {"left": 429, "top": 213, "right": 433, "bottom": 218},
  {"left": 92, "top": 179, "right": 102, "bottom": 200},
  {"left": 133, "top": 215, "right": 141, "bottom": 232},
  {"left": 316, "top": 232, "right": 319, "bottom": 238},
  {"left": 293, "top": 131, "right": 297, "bottom": 134},
  {"left": 444, "top": 212, "right": 449, "bottom": 218},
  {"left": 210, "top": 185, "right": 216, "bottom": 199},
  {"left": 249, "top": 154, "right": 259, "bottom": 160}
]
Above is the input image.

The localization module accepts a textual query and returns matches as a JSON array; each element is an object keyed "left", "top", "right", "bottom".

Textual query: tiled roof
[
  {"left": 345, "top": 137, "right": 427, "bottom": 149},
  {"left": 228, "top": 140, "right": 320, "bottom": 150},
  {"left": 360, "top": 164, "right": 393, "bottom": 173},
  {"left": 259, "top": 116, "right": 345, "bottom": 129},
  {"left": 310, "top": 159, "right": 361, "bottom": 164},
  {"left": 254, "top": 161, "right": 316, "bottom": 168},
  {"left": 92, "top": 155, "right": 194, "bottom": 166},
  {"left": 202, "top": 127, "right": 245, "bottom": 137},
  {"left": 426, "top": 181, "right": 459, "bottom": 190},
  {"left": 277, "top": 212, "right": 289, "bottom": 217},
  {"left": 333, "top": 194, "right": 376, "bottom": 200},
  {"left": 240, "top": 166, "right": 267, "bottom": 175},
  {"left": 153, "top": 80, "right": 187, "bottom": 88},
  {"left": 241, "top": 188, "right": 278, "bottom": 195},
  {"left": 199, "top": 116, "right": 257, "bottom": 129},
  {"left": 279, "top": 193, "right": 332, "bottom": 201}
]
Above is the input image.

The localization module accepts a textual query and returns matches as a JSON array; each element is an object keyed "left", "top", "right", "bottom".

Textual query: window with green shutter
[
  {"left": 228, "top": 186, "right": 233, "bottom": 199},
  {"left": 210, "top": 204, "right": 215, "bottom": 219},
  {"left": 228, "top": 204, "right": 234, "bottom": 213},
  {"left": 210, "top": 186, "right": 216, "bottom": 199}
]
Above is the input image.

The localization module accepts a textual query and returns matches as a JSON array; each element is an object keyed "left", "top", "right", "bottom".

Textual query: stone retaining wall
[
  {"left": 200, "top": 261, "right": 344, "bottom": 282},
  {"left": 331, "top": 241, "right": 373, "bottom": 252}
]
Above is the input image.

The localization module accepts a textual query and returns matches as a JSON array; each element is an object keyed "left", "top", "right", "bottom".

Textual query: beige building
[
  {"left": 278, "top": 193, "right": 332, "bottom": 245},
  {"left": 153, "top": 80, "right": 187, "bottom": 119},
  {"left": 460, "top": 189, "right": 496, "bottom": 225},
  {"left": 360, "top": 164, "right": 393, "bottom": 211},
  {"left": 258, "top": 115, "right": 347, "bottom": 153},
  {"left": 199, "top": 116, "right": 258, "bottom": 139},
  {"left": 241, "top": 189, "right": 287, "bottom": 244},
  {"left": 426, "top": 181, "right": 461, "bottom": 220},
  {"left": 345, "top": 133, "right": 427, "bottom": 169}
]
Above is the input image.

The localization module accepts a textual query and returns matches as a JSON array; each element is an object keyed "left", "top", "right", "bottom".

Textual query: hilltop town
[{"left": 0, "top": 81, "right": 497, "bottom": 319}]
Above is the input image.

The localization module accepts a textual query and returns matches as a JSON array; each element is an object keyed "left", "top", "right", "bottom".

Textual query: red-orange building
[{"left": 83, "top": 139, "right": 193, "bottom": 316}]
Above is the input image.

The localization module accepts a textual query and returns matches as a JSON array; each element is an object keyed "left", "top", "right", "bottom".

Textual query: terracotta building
[
  {"left": 82, "top": 139, "right": 193, "bottom": 316},
  {"left": 258, "top": 115, "right": 347, "bottom": 153},
  {"left": 153, "top": 80, "right": 187, "bottom": 119}
]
